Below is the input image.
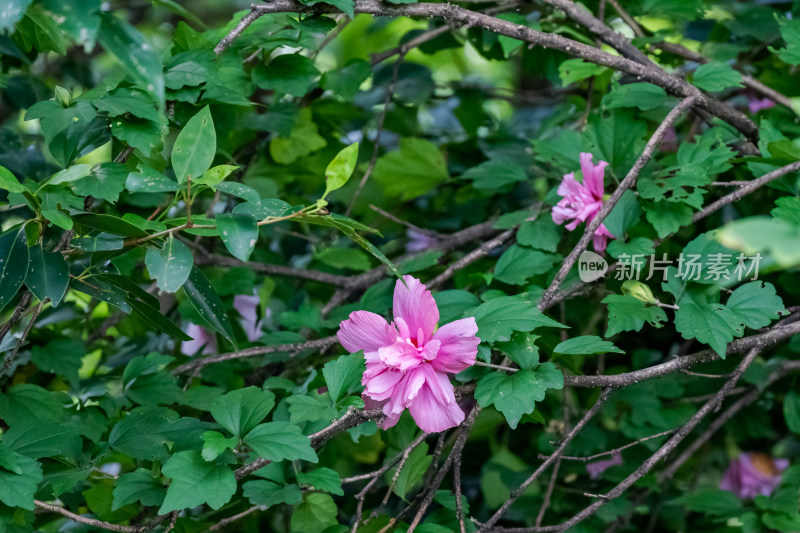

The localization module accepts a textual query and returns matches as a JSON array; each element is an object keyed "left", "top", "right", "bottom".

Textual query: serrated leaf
[
  {"left": 674, "top": 302, "right": 743, "bottom": 357},
  {"left": 297, "top": 467, "right": 343, "bottom": 496},
  {"left": 494, "top": 245, "right": 559, "bottom": 285},
  {"left": 692, "top": 62, "right": 743, "bottom": 92},
  {"left": 726, "top": 281, "right": 784, "bottom": 330},
  {"left": 243, "top": 480, "right": 302, "bottom": 507},
  {"left": 554, "top": 336, "right": 624, "bottom": 355},
  {"left": 201, "top": 431, "right": 237, "bottom": 461},
  {"left": 0, "top": 165, "right": 25, "bottom": 193},
  {"left": 467, "top": 295, "right": 567, "bottom": 344},
  {"left": 322, "top": 352, "right": 365, "bottom": 404},
  {"left": 474, "top": 363, "right": 564, "bottom": 429},
  {"left": 158, "top": 451, "right": 236, "bottom": 513},
  {"left": 244, "top": 422, "right": 318, "bottom": 463},
  {"left": 602, "top": 294, "right": 668, "bottom": 337},
  {"left": 291, "top": 493, "right": 338, "bottom": 533},
  {"left": 210, "top": 387, "right": 275, "bottom": 439},
  {"left": 112, "top": 469, "right": 165, "bottom": 511},
  {"left": 0, "top": 449, "right": 42, "bottom": 511}
]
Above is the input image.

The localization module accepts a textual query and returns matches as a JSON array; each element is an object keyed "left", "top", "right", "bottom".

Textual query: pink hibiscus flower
[
  {"left": 551, "top": 152, "right": 616, "bottom": 253},
  {"left": 747, "top": 96, "right": 775, "bottom": 114},
  {"left": 337, "top": 275, "right": 480, "bottom": 433},
  {"left": 720, "top": 452, "right": 789, "bottom": 499}
]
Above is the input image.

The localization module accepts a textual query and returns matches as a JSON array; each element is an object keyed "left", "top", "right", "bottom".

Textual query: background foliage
[{"left": 1, "top": 0, "right": 800, "bottom": 531}]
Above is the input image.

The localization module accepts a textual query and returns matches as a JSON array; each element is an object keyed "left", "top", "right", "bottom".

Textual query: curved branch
[{"left": 215, "top": 0, "right": 757, "bottom": 140}]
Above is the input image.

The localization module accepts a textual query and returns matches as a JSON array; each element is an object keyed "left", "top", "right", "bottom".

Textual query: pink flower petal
[
  {"left": 393, "top": 276, "right": 439, "bottom": 345},
  {"left": 338, "top": 311, "right": 397, "bottom": 354},
  {"left": 234, "top": 293, "right": 263, "bottom": 342},
  {"left": 580, "top": 152, "right": 607, "bottom": 200},
  {"left": 408, "top": 379, "right": 465, "bottom": 433},
  {"left": 378, "top": 340, "right": 424, "bottom": 372},
  {"left": 181, "top": 323, "right": 217, "bottom": 355},
  {"left": 364, "top": 367, "right": 404, "bottom": 401},
  {"left": 431, "top": 317, "right": 479, "bottom": 374},
  {"left": 384, "top": 368, "right": 426, "bottom": 415}
]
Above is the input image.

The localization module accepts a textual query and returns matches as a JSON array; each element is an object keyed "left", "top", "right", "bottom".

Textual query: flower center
[{"left": 378, "top": 337, "right": 440, "bottom": 372}]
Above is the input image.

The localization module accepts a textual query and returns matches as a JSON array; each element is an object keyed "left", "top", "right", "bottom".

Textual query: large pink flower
[
  {"left": 337, "top": 275, "right": 480, "bottom": 433},
  {"left": 551, "top": 152, "right": 616, "bottom": 253}
]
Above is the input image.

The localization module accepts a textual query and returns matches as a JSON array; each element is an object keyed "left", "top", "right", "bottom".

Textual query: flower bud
[
  {"left": 621, "top": 280, "right": 657, "bottom": 305},
  {"left": 54, "top": 86, "right": 72, "bottom": 107}
]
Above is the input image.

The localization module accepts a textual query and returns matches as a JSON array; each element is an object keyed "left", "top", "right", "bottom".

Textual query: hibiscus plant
[{"left": 1, "top": 0, "right": 800, "bottom": 532}]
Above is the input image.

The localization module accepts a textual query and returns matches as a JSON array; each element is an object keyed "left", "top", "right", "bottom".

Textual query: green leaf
[
  {"left": 183, "top": 266, "right": 236, "bottom": 346},
  {"left": 644, "top": 201, "right": 693, "bottom": 238},
  {"left": 517, "top": 217, "right": 560, "bottom": 252},
  {"left": 98, "top": 12, "right": 165, "bottom": 107},
  {"left": 0, "top": 227, "right": 29, "bottom": 312},
  {"left": 172, "top": 105, "right": 216, "bottom": 184},
  {"left": 726, "top": 281, "right": 785, "bottom": 330},
  {"left": 253, "top": 54, "right": 319, "bottom": 97},
  {"left": 462, "top": 159, "right": 526, "bottom": 190},
  {"left": 243, "top": 480, "right": 302, "bottom": 507},
  {"left": 321, "top": 59, "right": 371, "bottom": 99},
  {"left": 26, "top": 101, "right": 95, "bottom": 145},
  {"left": 604, "top": 190, "right": 641, "bottom": 239},
  {"left": 322, "top": 352, "right": 366, "bottom": 404},
  {"left": 216, "top": 213, "right": 258, "bottom": 262},
  {"left": 287, "top": 395, "right": 337, "bottom": 424},
  {"left": 31, "top": 337, "right": 84, "bottom": 388},
  {"left": 603, "top": 83, "right": 669, "bottom": 111},
  {"left": 0, "top": 385, "right": 65, "bottom": 426},
  {"left": 373, "top": 138, "right": 450, "bottom": 200},
  {"left": 776, "top": 17, "right": 800, "bottom": 65},
  {"left": 316, "top": 247, "right": 371, "bottom": 272},
  {"left": 25, "top": 244, "right": 68, "bottom": 306},
  {"left": 269, "top": 108, "right": 327, "bottom": 165},
  {"left": 772, "top": 197, "right": 800, "bottom": 225},
  {"left": 201, "top": 431, "right": 238, "bottom": 461},
  {"left": 297, "top": 467, "right": 343, "bottom": 496},
  {"left": 112, "top": 469, "right": 165, "bottom": 511},
  {"left": 93, "top": 87, "right": 161, "bottom": 122},
  {"left": 559, "top": 58, "right": 608, "bottom": 86},
  {"left": 0, "top": 448, "right": 22, "bottom": 475},
  {"left": 496, "top": 333, "right": 540, "bottom": 369},
  {"left": 158, "top": 451, "right": 236, "bottom": 513},
  {"left": 210, "top": 386, "right": 276, "bottom": 439},
  {"left": 692, "top": 62, "right": 743, "bottom": 92},
  {"left": 128, "top": 298, "right": 192, "bottom": 341},
  {"left": 474, "top": 363, "right": 564, "bottom": 429},
  {"left": 0, "top": 449, "right": 42, "bottom": 511},
  {"left": 673, "top": 488, "right": 743, "bottom": 516},
  {"left": 72, "top": 213, "right": 149, "bottom": 238},
  {"left": 784, "top": 390, "right": 800, "bottom": 435},
  {"left": 72, "top": 162, "right": 128, "bottom": 203},
  {"left": 0, "top": 0, "right": 34, "bottom": 32},
  {"left": 1, "top": 417, "right": 83, "bottom": 459},
  {"left": 324, "top": 142, "right": 359, "bottom": 198},
  {"left": 554, "top": 336, "right": 624, "bottom": 355},
  {"left": 108, "top": 407, "right": 179, "bottom": 462},
  {"left": 467, "top": 295, "right": 567, "bottom": 344},
  {"left": 674, "top": 302, "right": 743, "bottom": 357},
  {"left": 584, "top": 109, "right": 646, "bottom": 178},
  {"left": 244, "top": 422, "right": 318, "bottom": 463},
  {"left": 0, "top": 165, "right": 25, "bottom": 193},
  {"left": 717, "top": 217, "right": 800, "bottom": 268},
  {"left": 291, "top": 493, "right": 338, "bottom": 533},
  {"left": 194, "top": 164, "right": 239, "bottom": 187},
  {"left": 494, "top": 245, "right": 559, "bottom": 285},
  {"left": 386, "top": 443, "right": 431, "bottom": 499},
  {"left": 602, "top": 294, "right": 668, "bottom": 337},
  {"left": 145, "top": 237, "right": 193, "bottom": 293}
]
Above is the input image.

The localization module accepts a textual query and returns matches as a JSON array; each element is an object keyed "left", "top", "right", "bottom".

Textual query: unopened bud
[
  {"left": 621, "top": 280, "right": 657, "bottom": 305},
  {"left": 54, "top": 86, "right": 72, "bottom": 107}
]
